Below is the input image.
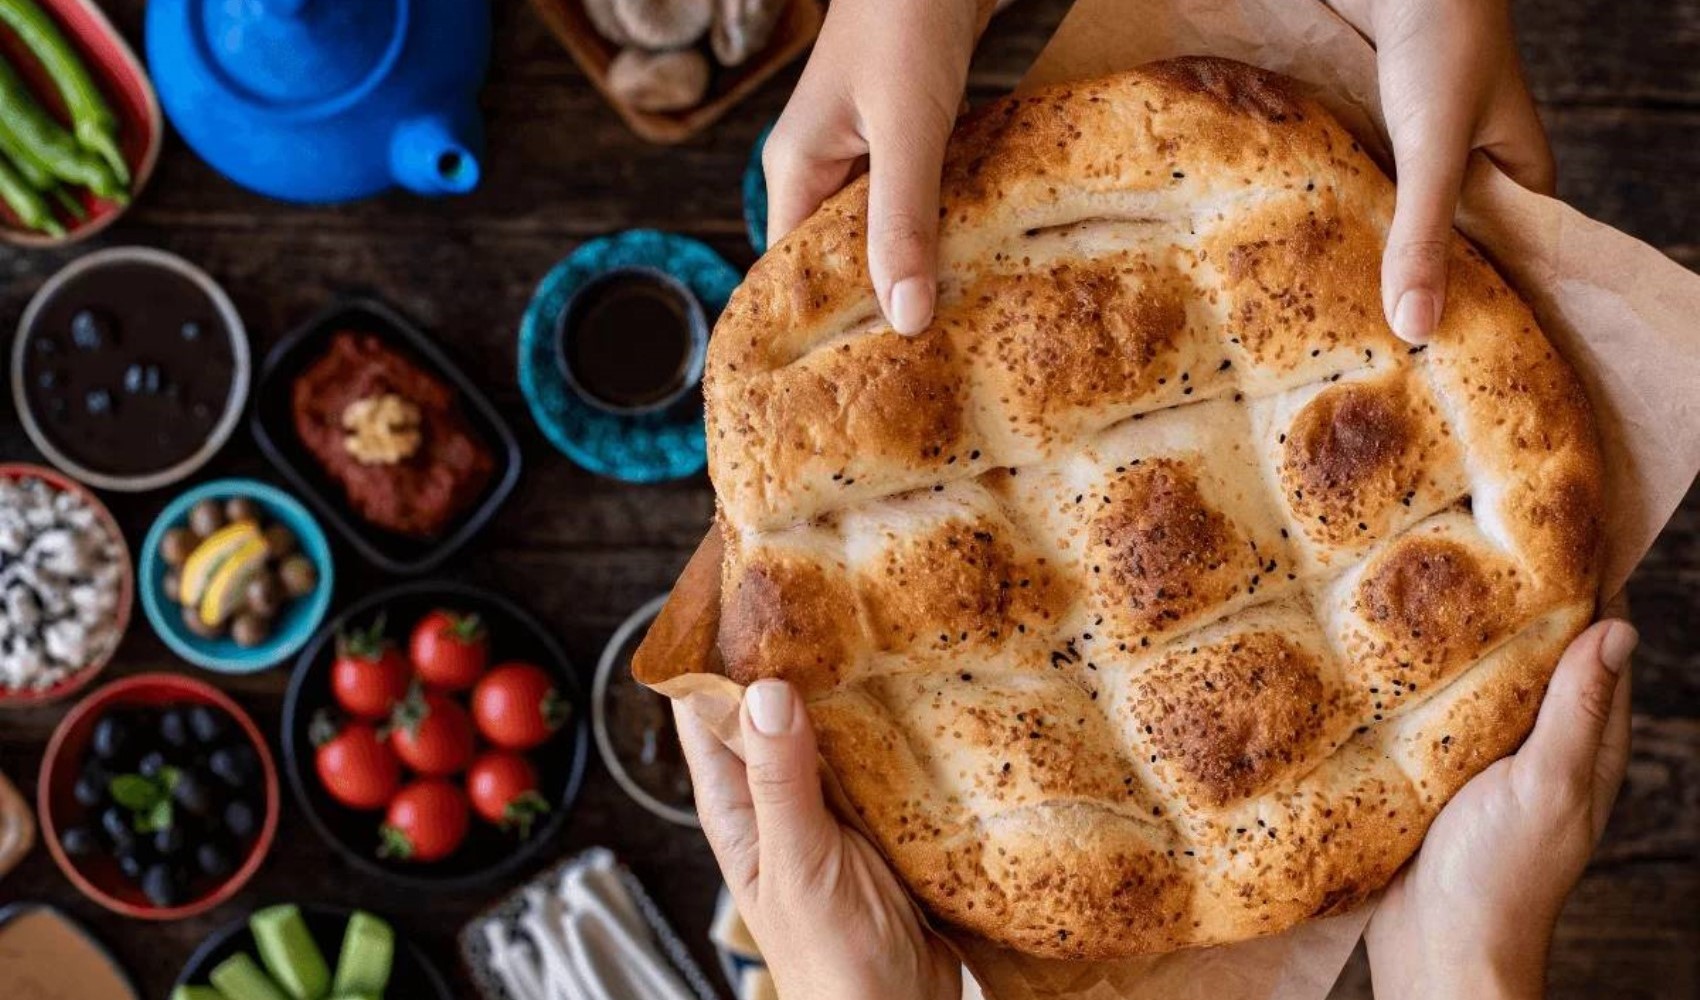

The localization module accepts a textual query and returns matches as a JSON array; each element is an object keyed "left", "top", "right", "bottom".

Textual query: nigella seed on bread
[{"left": 703, "top": 58, "right": 1602, "bottom": 959}]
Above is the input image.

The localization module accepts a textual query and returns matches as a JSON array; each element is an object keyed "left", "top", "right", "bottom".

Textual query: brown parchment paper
[{"left": 634, "top": 0, "right": 1700, "bottom": 996}]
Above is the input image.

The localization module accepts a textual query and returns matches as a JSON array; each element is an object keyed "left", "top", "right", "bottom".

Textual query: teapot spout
[{"left": 390, "top": 112, "right": 482, "bottom": 197}]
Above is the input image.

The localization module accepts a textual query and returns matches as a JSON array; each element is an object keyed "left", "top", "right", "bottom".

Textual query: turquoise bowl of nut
[{"left": 140, "top": 479, "right": 333, "bottom": 674}]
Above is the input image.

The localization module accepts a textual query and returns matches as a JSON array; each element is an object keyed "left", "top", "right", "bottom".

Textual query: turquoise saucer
[
  {"left": 518, "top": 230, "right": 740, "bottom": 483},
  {"left": 743, "top": 121, "right": 775, "bottom": 254}
]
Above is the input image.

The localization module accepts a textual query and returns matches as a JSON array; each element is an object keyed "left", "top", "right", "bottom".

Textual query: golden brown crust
[{"left": 707, "top": 58, "right": 1603, "bottom": 959}]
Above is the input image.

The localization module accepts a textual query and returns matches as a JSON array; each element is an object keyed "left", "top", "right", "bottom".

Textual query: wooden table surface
[{"left": 1, "top": 2, "right": 1695, "bottom": 998}]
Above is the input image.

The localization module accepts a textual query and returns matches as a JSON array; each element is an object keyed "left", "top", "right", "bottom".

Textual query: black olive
[
  {"left": 209, "top": 745, "right": 257, "bottom": 787},
  {"left": 92, "top": 715, "right": 131, "bottom": 761},
  {"left": 73, "top": 767, "right": 108, "bottom": 808},
  {"left": 195, "top": 842, "right": 233, "bottom": 879},
  {"left": 222, "top": 799, "right": 257, "bottom": 840},
  {"left": 123, "top": 363, "right": 146, "bottom": 394},
  {"left": 189, "top": 705, "right": 228, "bottom": 745},
  {"left": 159, "top": 708, "right": 191, "bottom": 748},
  {"left": 36, "top": 369, "right": 58, "bottom": 390},
  {"left": 70, "top": 310, "right": 111, "bottom": 351},
  {"left": 141, "top": 863, "right": 182, "bottom": 907},
  {"left": 60, "top": 826, "right": 98, "bottom": 857},
  {"left": 180, "top": 320, "right": 202, "bottom": 343},
  {"left": 84, "top": 388, "right": 114, "bottom": 416},
  {"left": 153, "top": 824, "right": 186, "bottom": 857},
  {"left": 100, "top": 806, "right": 134, "bottom": 849},
  {"left": 138, "top": 750, "right": 169, "bottom": 778},
  {"left": 118, "top": 852, "right": 145, "bottom": 881},
  {"left": 172, "top": 769, "right": 213, "bottom": 817}
]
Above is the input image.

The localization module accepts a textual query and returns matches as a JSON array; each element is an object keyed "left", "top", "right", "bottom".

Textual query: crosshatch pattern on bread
[{"left": 704, "top": 58, "right": 1603, "bottom": 959}]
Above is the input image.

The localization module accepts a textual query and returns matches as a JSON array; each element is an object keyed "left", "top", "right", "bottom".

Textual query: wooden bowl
[
  {"left": 0, "top": 463, "right": 133, "bottom": 709},
  {"left": 0, "top": 0, "right": 161, "bottom": 246},
  {"left": 527, "top": 0, "right": 821, "bottom": 144},
  {"left": 38, "top": 673, "right": 280, "bottom": 920}
]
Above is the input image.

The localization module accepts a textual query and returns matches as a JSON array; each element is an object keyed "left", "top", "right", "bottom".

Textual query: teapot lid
[{"left": 199, "top": 0, "right": 405, "bottom": 108}]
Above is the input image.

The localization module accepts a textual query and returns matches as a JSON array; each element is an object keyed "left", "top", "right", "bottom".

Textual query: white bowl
[
  {"left": 11, "top": 246, "right": 249, "bottom": 492},
  {"left": 593, "top": 593, "right": 700, "bottom": 828}
]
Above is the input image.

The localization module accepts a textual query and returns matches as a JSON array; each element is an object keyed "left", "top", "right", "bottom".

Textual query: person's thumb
[
  {"left": 1519, "top": 619, "right": 1637, "bottom": 793},
  {"left": 865, "top": 111, "right": 950, "bottom": 335},
  {"left": 1382, "top": 114, "right": 1472, "bottom": 345},
  {"left": 741, "top": 679, "right": 835, "bottom": 882}
]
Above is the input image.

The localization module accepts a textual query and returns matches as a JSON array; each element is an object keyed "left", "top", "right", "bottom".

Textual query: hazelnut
[
  {"left": 246, "top": 575, "right": 283, "bottom": 618},
  {"left": 231, "top": 613, "right": 270, "bottom": 648},
  {"left": 160, "top": 527, "right": 198, "bottom": 567},
  {"left": 279, "top": 556, "right": 318, "bottom": 598},
  {"left": 162, "top": 569, "right": 182, "bottom": 604},
  {"left": 189, "top": 499, "right": 225, "bottom": 537},
  {"left": 182, "top": 602, "right": 221, "bottom": 639},
  {"left": 225, "top": 497, "right": 262, "bottom": 524},
  {"left": 263, "top": 523, "right": 297, "bottom": 559}
]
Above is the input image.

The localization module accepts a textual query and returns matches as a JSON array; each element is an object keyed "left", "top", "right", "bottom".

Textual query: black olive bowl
[
  {"left": 173, "top": 903, "right": 451, "bottom": 999},
  {"left": 282, "top": 580, "right": 589, "bottom": 891},
  {"left": 251, "top": 297, "right": 522, "bottom": 575}
]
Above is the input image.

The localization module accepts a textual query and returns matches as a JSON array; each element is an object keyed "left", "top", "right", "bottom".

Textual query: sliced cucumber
[
  {"left": 170, "top": 987, "right": 228, "bottom": 1000},
  {"left": 330, "top": 911, "right": 394, "bottom": 997},
  {"left": 209, "top": 953, "right": 289, "bottom": 1000},
  {"left": 250, "top": 904, "right": 331, "bottom": 1000}
]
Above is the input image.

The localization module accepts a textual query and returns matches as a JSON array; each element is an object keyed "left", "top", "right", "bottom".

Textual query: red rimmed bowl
[
  {"left": 38, "top": 672, "right": 280, "bottom": 920},
  {"left": 0, "top": 462, "right": 132, "bottom": 708},
  {"left": 0, "top": 0, "right": 162, "bottom": 246}
]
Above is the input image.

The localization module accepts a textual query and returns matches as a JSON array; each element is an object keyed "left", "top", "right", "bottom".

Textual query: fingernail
[
  {"left": 1600, "top": 621, "right": 1638, "bottom": 675},
  {"left": 747, "top": 680, "right": 795, "bottom": 735},
  {"left": 1392, "top": 290, "right": 1435, "bottom": 344},
  {"left": 888, "top": 277, "right": 934, "bottom": 335}
]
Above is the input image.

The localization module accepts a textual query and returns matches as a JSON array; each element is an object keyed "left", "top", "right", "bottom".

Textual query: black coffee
[{"left": 563, "top": 274, "right": 693, "bottom": 409}]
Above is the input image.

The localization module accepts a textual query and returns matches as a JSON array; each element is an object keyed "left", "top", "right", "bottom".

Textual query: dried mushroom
[
  {"left": 583, "top": 0, "right": 713, "bottom": 50},
  {"left": 711, "top": 0, "right": 788, "bottom": 67},
  {"left": 608, "top": 47, "right": 711, "bottom": 113}
]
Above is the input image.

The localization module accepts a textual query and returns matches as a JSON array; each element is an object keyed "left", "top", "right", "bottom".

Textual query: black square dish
[
  {"left": 251, "top": 298, "right": 521, "bottom": 575},
  {"left": 281, "top": 580, "right": 589, "bottom": 891}
]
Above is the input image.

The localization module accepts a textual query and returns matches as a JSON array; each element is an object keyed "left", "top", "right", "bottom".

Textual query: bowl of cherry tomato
[{"left": 280, "top": 580, "right": 588, "bottom": 889}]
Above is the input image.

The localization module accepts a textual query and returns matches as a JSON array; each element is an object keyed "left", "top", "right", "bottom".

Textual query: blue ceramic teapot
[{"left": 145, "top": 0, "right": 490, "bottom": 203}]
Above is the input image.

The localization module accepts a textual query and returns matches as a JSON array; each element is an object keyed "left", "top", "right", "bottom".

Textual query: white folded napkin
[{"left": 477, "top": 848, "right": 696, "bottom": 1000}]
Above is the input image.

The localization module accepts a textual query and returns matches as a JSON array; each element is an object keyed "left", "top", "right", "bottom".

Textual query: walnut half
[{"left": 342, "top": 393, "right": 424, "bottom": 466}]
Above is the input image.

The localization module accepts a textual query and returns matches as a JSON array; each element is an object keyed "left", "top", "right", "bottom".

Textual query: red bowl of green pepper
[{"left": 0, "top": 0, "right": 159, "bottom": 247}]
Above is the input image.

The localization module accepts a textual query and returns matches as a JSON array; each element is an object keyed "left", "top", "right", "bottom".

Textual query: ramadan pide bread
[{"left": 700, "top": 57, "right": 1602, "bottom": 959}]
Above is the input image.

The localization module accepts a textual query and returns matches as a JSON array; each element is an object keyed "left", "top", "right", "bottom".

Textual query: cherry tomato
[
  {"left": 467, "top": 751, "right": 550, "bottom": 836},
  {"left": 472, "top": 662, "right": 569, "bottom": 750},
  {"left": 409, "top": 610, "right": 489, "bottom": 692},
  {"left": 378, "top": 779, "right": 469, "bottom": 862},
  {"left": 331, "top": 616, "right": 411, "bottom": 720},
  {"left": 388, "top": 687, "right": 476, "bottom": 776},
  {"left": 312, "top": 717, "right": 401, "bottom": 811}
]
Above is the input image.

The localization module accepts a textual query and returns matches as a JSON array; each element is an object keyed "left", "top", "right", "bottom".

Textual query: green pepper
[
  {"left": 0, "top": 52, "right": 123, "bottom": 201},
  {"left": 0, "top": 87, "right": 80, "bottom": 220},
  {"left": 0, "top": 0, "right": 127, "bottom": 183},
  {"left": 0, "top": 148, "right": 63, "bottom": 235}
]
